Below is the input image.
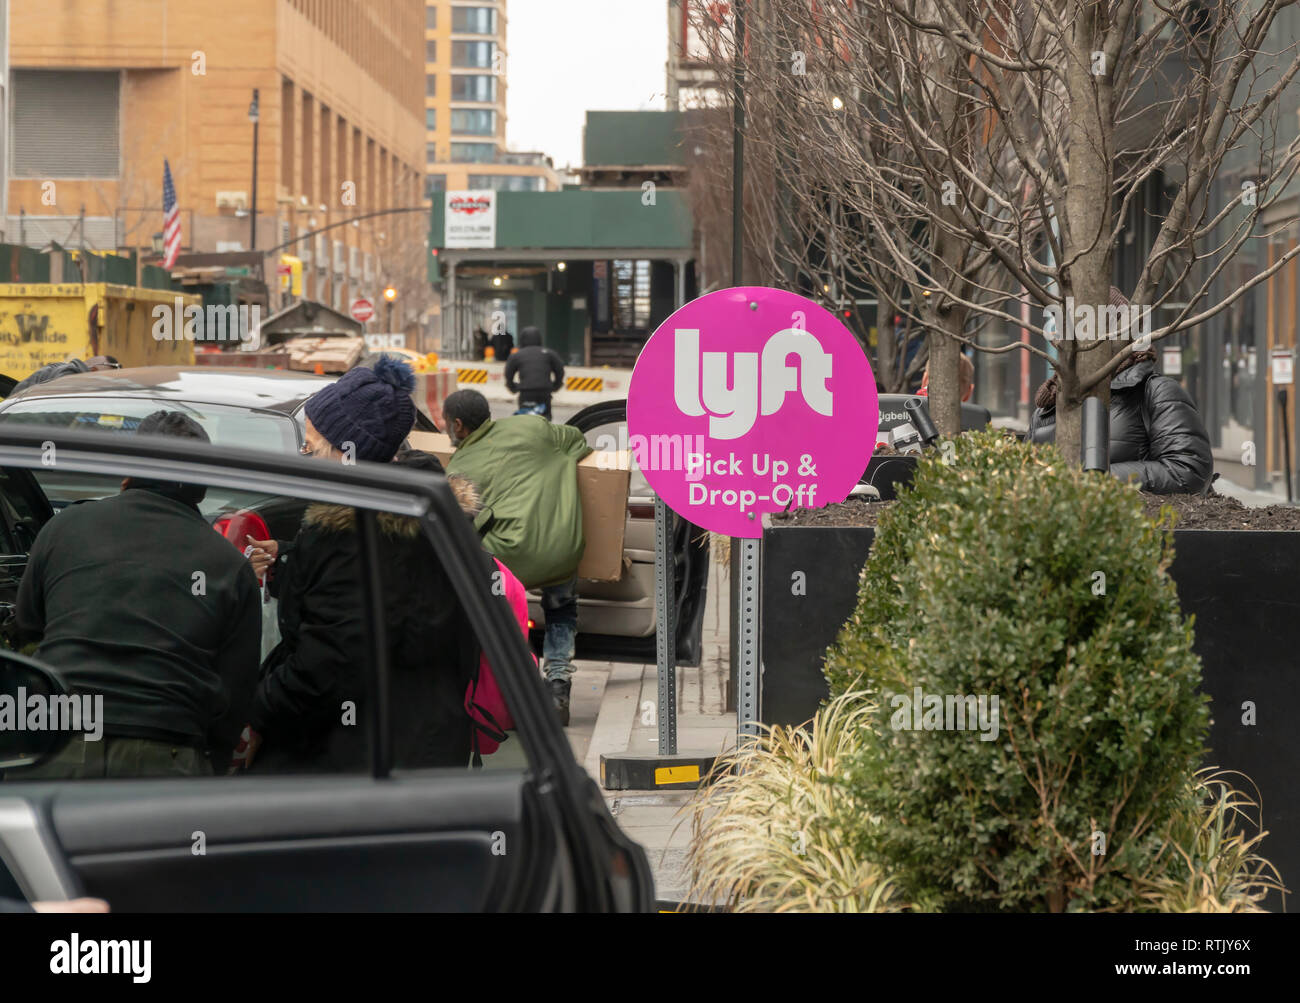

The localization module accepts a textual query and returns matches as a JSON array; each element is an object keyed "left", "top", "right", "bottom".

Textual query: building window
[
  {"left": 427, "top": 142, "right": 440, "bottom": 163},
  {"left": 11, "top": 70, "right": 121, "bottom": 178},
  {"left": 425, "top": 175, "right": 447, "bottom": 199},
  {"left": 426, "top": 75, "right": 437, "bottom": 97},
  {"left": 468, "top": 174, "right": 544, "bottom": 192},
  {"left": 452, "top": 41, "right": 496, "bottom": 68},
  {"left": 452, "top": 7, "right": 498, "bottom": 34},
  {"left": 451, "top": 142, "right": 497, "bottom": 164},
  {"left": 613, "top": 260, "right": 652, "bottom": 330},
  {"left": 426, "top": 108, "right": 437, "bottom": 130},
  {"left": 426, "top": 40, "right": 437, "bottom": 63},
  {"left": 426, "top": 6, "right": 437, "bottom": 30},
  {"left": 450, "top": 74, "right": 497, "bottom": 102},
  {"left": 450, "top": 109, "right": 497, "bottom": 136}
]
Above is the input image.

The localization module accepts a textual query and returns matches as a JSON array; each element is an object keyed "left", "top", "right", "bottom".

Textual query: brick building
[{"left": 5, "top": 0, "right": 427, "bottom": 322}]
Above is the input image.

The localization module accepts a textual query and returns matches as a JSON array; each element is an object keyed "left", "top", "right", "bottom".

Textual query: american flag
[{"left": 162, "top": 160, "right": 181, "bottom": 269}]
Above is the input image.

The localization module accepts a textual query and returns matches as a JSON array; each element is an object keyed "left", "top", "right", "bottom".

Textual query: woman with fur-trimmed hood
[{"left": 242, "top": 357, "right": 480, "bottom": 772}]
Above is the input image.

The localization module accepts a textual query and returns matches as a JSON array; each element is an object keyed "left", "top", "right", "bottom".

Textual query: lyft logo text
[{"left": 672, "top": 328, "right": 833, "bottom": 439}]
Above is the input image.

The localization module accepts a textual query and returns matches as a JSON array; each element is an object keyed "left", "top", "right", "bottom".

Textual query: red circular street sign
[{"left": 350, "top": 298, "right": 375, "bottom": 323}]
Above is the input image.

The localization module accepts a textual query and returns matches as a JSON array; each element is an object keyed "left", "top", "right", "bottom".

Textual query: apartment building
[
  {"left": 423, "top": 1, "right": 560, "bottom": 196},
  {"left": 667, "top": 0, "right": 725, "bottom": 110},
  {"left": 6, "top": 0, "right": 426, "bottom": 317}
]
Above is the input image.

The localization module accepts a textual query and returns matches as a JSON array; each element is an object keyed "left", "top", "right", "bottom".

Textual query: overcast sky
[{"left": 506, "top": 0, "right": 669, "bottom": 169}]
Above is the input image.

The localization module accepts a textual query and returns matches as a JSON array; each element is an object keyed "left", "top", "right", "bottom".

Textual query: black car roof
[{"left": 1, "top": 366, "right": 337, "bottom": 415}]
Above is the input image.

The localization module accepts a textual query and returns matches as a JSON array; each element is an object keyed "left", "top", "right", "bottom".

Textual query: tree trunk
[
  {"left": 926, "top": 317, "right": 963, "bottom": 438},
  {"left": 1056, "top": 3, "right": 1116, "bottom": 464},
  {"left": 877, "top": 294, "right": 899, "bottom": 393}
]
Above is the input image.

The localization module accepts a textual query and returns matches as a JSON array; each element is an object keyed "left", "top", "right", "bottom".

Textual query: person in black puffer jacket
[
  {"left": 504, "top": 325, "right": 564, "bottom": 419},
  {"left": 249, "top": 490, "right": 480, "bottom": 773},
  {"left": 243, "top": 357, "right": 480, "bottom": 773},
  {"left": 1026, "top": 349, "right": 1213, "bottom": 495}
]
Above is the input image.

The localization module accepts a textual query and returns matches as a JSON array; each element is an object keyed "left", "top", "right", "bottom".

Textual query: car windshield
[{"left": 0, "top": 397, "right": 298, "bottom": 515}]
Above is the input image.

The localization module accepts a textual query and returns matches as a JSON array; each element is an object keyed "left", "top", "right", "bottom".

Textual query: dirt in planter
[
  {"left": 769, "top": 490, "right": 1300, "bottom": 531},
  {"left": 769, "top": 497, "right": 890, "bottom": 528},
  {"left": 1140, "top": 491, "right": 1300, "bottom": 531}
]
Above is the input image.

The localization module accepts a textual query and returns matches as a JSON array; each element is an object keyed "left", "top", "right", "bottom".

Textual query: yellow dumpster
[{"left": 0, "top": 283, "right": 200, "bottom": 382}]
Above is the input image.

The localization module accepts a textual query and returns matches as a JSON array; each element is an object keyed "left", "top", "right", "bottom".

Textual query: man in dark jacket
[
  {"left": 244, "top": 356, "right": 479, "bottom": 772},
  {"left": 14, "top": 411, "right": 261, "bottom": 777},
  {"left": 504, "top": 326, "right": 564, "bottom": 419},
  {"left": 9, "top": 355, "right": 119, "bottom": 396},
  {"left": 1027, "top": 349, "right": 1214, "bottom": 494},
  {"left": 489, "top": 327, "right": 515, "bottom": 363}
]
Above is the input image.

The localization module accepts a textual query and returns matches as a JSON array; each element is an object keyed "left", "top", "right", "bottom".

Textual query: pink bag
[{"left": 465, "top": 559, "right": 529, "bottom": 757}]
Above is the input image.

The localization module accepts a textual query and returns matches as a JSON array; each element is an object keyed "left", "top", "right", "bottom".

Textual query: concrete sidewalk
[{"left": 568, "top": 558, "right": 736, "bottom": 904}]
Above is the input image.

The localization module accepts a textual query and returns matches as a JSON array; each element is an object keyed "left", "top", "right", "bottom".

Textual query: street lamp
[
  {"left": 151, "top": 232, "right": 164, "bottom": 257},
  {"left": 249, "top": 89, "right": 260, "bottom": 251},
  {"left": 383, "top": 285, "right": 397, "bottom": 331}
]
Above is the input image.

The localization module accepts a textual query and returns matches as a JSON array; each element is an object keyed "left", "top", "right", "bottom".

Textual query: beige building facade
[{"left": 6, "top": 0, "right": 428, "bottom": 322}]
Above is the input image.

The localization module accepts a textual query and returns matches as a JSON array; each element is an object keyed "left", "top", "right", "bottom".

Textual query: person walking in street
[
  {"left": 13, "top": 411, "right": 261, "bottom": 778},
  {"left": 489, "top": 326, "right": 515, "bottom": 363},
  {"left": 441, "top": 389, "right": 590, "bottom": 725},
  {"left": 242, "top": 357, "right": 480, "bottom": 772},
  {"left": 1026, "top": 289, "right": 1213, "bottom": 494},
  {"left": 504, "top": 325, "right": 565, "bottom": 420}
]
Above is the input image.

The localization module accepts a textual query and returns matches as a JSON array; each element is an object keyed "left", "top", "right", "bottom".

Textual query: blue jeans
[{"left": 540, "top": 576, "right": 578, "bottom": 682}]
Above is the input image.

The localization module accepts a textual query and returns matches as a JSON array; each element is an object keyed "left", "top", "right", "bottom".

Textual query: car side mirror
[{"left": 0, "top": 650, "right": 75, "bottom": 770}]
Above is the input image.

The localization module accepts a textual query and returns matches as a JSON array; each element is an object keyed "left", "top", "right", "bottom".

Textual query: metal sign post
[
  {"left": 615, "top": 283, "right": 877, "bottom": 789},
  {"left": 735, "top": 537, "right": 761, "bottom": 740},
  {"left": 653, "top": 496, "right": 677, "bottom": 756}
]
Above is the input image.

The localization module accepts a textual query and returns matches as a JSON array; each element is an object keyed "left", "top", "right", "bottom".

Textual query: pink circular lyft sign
[{"left": 627, "top": 287, "right": 879, "bottom": 538}]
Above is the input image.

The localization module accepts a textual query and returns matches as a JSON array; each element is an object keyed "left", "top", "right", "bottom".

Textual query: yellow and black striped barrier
[
  {"left": 565, "top": 375, "right": 605, "bottom": 392},
  {"left": 456, "top": 368, "right": 488, "bottom": 384}
]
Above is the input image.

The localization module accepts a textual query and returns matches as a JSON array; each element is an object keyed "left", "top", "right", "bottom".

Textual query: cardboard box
[{"left": 408, "top": 431, "right": 631, "bottom": 582}]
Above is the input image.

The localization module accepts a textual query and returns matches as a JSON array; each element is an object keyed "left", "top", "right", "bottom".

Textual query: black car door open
[
  {"left": 0, "top": 427, "right": 651, "bottom": 912},
  {"left": 0, "top": 464, "right": 54, "bottom": 647},
  {"left": 562, "top": 400, "right": 711, "bottom": 667}
]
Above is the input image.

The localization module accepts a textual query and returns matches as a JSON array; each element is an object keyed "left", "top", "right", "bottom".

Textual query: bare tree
[
  {"left": 694, "top": 0, "right": 1300, "bottom": 458},
  {"left": 688, "top": 0, "right": 1031, "bottom": 428}
]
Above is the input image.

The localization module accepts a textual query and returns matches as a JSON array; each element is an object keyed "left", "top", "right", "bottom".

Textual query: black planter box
[
  {"left": 761, "top": 526, "right": 875, "bottom": 727},
  {"left": 761, "top": 523, "right": 1299, "bottom": 909}
]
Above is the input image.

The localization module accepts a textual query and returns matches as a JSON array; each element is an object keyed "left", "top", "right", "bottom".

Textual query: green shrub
[{"left": 822, "top": 430, "right": 1210, "bottom": 911}]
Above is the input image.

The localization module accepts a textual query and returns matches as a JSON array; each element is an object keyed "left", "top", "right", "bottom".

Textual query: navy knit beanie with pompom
[{"left": 304, "top": 354, "right": 416, "bottom": 462}]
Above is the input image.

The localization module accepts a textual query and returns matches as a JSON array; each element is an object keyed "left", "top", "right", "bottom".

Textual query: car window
[
  {"left": 0, "top": 467, "right": 45, "bottom": 555},
  {"left": 0, "top": 400, "right": 299, "bottom": 511},
  {"left": 0, "top": 398, "right": 298, "bottom": 454},
  {"left": 0, "top": 463, "right": 535, "bottom": 781}
]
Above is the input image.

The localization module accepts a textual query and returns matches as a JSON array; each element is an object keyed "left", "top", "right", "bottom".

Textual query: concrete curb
[{"left": 582, "top": 662, "right": 644, "bottom": 783}]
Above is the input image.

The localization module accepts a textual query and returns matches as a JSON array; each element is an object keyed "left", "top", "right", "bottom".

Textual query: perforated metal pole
[
  {"left": 654, "top": 496, "right": 677, "bottom": 755},
  {"left": 736, "top": 537, "right": 760, "bottom": 739}
]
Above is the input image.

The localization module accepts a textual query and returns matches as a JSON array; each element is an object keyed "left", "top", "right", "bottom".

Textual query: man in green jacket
[{"left": 443, "top": 389, "right": 592, "bottom": 724}]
